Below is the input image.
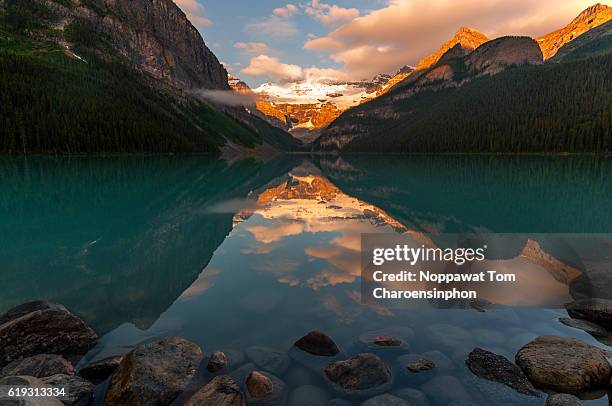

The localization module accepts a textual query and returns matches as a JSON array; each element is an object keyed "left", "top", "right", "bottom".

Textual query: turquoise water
[{"left": 1, "top": 155, "right": 611, "bottom": 405}]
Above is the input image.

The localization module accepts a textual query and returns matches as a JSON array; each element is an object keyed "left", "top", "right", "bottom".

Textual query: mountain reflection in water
[{"left": 1, "top": 155, "right": 611, "bottom": 404}]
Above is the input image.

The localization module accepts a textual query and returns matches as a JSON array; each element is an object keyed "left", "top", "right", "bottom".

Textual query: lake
[{"left": 1, "top": 155, "right": 611, "bottom": 405}]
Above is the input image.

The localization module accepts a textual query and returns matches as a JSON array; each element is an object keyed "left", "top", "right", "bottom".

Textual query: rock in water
[
  {"left": 324, "top": 353, "right": 392, "bottom": 397},
  {"left": 570, "top": 269, "right": 612, "bottom": 300},
  {"left": 545, "top": 393, "right": 583, "bottom": 406},
  {"left": 42, "top": 374, "right": 94, "bottom": 406},
  {"left": 78, "top": 355, "right": 123, "bottom": 384},
  {"left": 287, "top": 384, "right": 330, "bottom": 406},
  {"left": 420, "top": 375, "right": 471, "bottom": 405},
  {"left": 466, "top": 348, "right": 539, "bottom": 396},
  {"left": 360, "top": 394, "right": 410, "bottom": 406},
  {"left": 565, "top": 299, "right": 612, "bottom": 330},
  {"left": 294, "top": 331, "right": 340, "bottom": 356},
  {"left": 1, "top": 354, "right": 74, "bottom": 378},
  {"left": 372, "top": 336, "right": 402, "bottom": 347},
  {"left": 103, "top": 337, "right": 203, "bottom": 406},
  {"left": 406, "top": 357, "right": 435, "bottom": 373},
  {"left": 245, "top": 371, "right": 285, "bottom": 404},
  {"left": 558, "top": 317, "right": 607, "bottom": 337},
  {"left": 0, "top": 301, "right": 98, "bottom": 367},
  {"left": 0, "top": 375, "right": 63, "bottom": 405},
  {"left": 184, "top": 375, "right": 245, "bottom": 406},
  {"left": 207, "top": 351, "right": 228, "bottom": 373},
  {"left": 515, "top": 336, "right": 612, "bottom": 393}
]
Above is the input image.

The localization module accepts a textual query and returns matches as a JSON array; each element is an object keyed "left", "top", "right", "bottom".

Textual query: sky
[{"left": 175, "top": 0, "right": 598, "bottom": 87}]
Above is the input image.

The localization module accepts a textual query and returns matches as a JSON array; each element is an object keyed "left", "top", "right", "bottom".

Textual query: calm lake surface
[{"left": 1, "top": 155, "right": 611, "bottom": 405}]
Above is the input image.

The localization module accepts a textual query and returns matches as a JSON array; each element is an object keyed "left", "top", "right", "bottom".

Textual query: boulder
[
  {"left": 372, "top": 336, "right": 402, "bottom": 347},
  {"left": 103, "top": 337, "right": 203, "bottom": 406},
  {"left": 545, "top": 393, "right": 583, "bottom": 406},
  {"left": 294, "top": 331, "right": 339, "bottom": 356},
  {"left": 41, "top": 374, "right": 94, "bottom": 406},
  {"left": 466, "top": 348, "right": 539, "bottom": 396},
  {"left": 565, "top": 299, "right": 612, "bottom": 331},
  {"left": 0, "top": 301, "right": 98, "bottom": 367},
  {"left": 559, "top": 317, "right": 607, "bottom": 337},
  {"left": 207, "top": 351, "right": 228, "bottom": 373},
  {"left": 1, "top": 354, "right": 74, "bottom": 379},
  {"left": 245, "top": 371, "right": 285, "bottom": 404},
  {"left": 0, "top": 375, "right": 63, "bottom": 406},
  {"left": 570, "top": 269, "right": 612, "bottom": 301},
  {"left": 324, "top": 353, "right": 392, "bottom": 397},
  {"left": 406, "top": 357, "right": 435, "bottom": 373},
  {"left": 360, "top": 394, "right": 410, "bottom": 406},
  {"left": 515, "top": 336, "right": 611, "bottom": 393},
  {"left": 183, "top": 375, "right": 245, "bottom": 406},
  {"left": 78, "top": 355, "right": 123, "bottom": 384},
  {"left": 245, "top": 347, "right": 289, "bottom": 375}
]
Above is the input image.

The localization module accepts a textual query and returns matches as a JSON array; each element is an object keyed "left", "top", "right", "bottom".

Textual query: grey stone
[
  {"left": 360, "top": 394, "right": 410, "bottom": 406},
  {"left": 559, "top": 317, "right": 607, "bottom": 337},
  {"left": 1, "top": 355, "right": 74, "bottom": 379},
  {"left": 324, "top": 353, "right": 392, "bottom": 398},
  {"left": 288, "top": 384, "right": 330, "bottom": 406},
  {"left": 41, "top": 374, "right": 94, "bottom": 406},
  {"left": 78, "top": 355, "right": 123, "bottom": 384},
  {"left": 545, "top": 393, "right": 583, "bottom": 406},
  {"left": 103, "top": 337, "right": 203, "bottom": 406},
  {"left": 245, "top": 347, "right": 289, "bottom": 375},
  {"left": 0, "top": 375, "right": 63, "bottom": 405}
]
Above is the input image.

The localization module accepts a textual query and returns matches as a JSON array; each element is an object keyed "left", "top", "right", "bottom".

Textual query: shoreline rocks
[
  {"left": 0, "top": 375, "right": 63, "bottom": 406},
  {"left": 0, "top": 354, "right": 74, "bottom": 379},
  {"left": 245, "top": 370, "right": 286, "bottom": 404},
  {"left": 0, "top": 301, "right": 98, "bottom": 367},
  {"left": 78, "top": 355, "right": 123, "bottom": 384},
  {"left": 545, "top": 393, "right": 583, "bottom": 406},
  {"left": 324, "top": 353, "right": 392, "bottom": 398},
  {"left": 294, "top": 331, "right": 340, "bottom": 356},
  {"left": 184, "top": 375, "right": 245, "bottom": 406},
  {"left": 565, "top": 299, "right": 612, "bottom": 331},
  {"left": 42, "top": 374, "right": 94, "bottom": 406},
  {"left": 103, "top": 337, "right": 203, "bottom": 406},
  {"left": 558, "top": 317, "right": 607, "bottom": 337},
  {"left": 207, "top": 351, "right": 228, "bottom": 373},
  {"left": 515, "top": 336, "right": 612, "bottom": 393},
  {"left": 466, "top": 347, "right": 539, "bottom": 396}
]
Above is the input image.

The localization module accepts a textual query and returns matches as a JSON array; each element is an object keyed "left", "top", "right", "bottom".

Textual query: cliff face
[
  {"left": 466, "top": 36, "right": 543, "bottom": 75},
  {"left": 95, "top": 0, "right": 228, "bottom": 90},
  {"left": 537, "top": 3, "right": 612, "bottom": 60}
]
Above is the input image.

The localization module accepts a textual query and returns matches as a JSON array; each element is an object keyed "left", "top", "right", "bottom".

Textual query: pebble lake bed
[{"left": 1, "top": 155, "right": 611, "bottom": 405}]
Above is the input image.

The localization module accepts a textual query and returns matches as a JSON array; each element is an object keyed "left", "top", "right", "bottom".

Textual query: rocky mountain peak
[
  {"left": 537, "top": 3, "right": 612, "bottom": 59},
  {"left": 416, "top": 26, "right": 490, "bottom": 69},
  {"left": 466, "top": 36, "right": 543, "bottom": 75}
]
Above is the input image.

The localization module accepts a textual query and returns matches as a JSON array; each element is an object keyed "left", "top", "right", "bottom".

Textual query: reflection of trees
[{"left": 0, "top": 156, "right": 296, "bottom": 334}]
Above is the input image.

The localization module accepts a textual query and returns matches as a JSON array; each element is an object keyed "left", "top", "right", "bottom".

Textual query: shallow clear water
[{"left": 1, "top": 155, "right": 611, "bottom": 405}]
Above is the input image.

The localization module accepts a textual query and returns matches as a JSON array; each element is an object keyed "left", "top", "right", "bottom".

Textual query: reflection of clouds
[
  {"left": 246, "top": 221, "right": 304, "bottom": 244},
  {"left": 178, "top": 268, "right": 221, "bottom": 300}
]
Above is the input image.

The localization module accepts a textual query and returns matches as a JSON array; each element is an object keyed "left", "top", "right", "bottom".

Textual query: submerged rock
[
  {"left": 392, "top": 388, "right": 429, "bottom": 406},
  {"left": 0, "top": 301, "right": 98, "bottom": 367},
  {"left": 294, "top": 331, "right": 340, "bottom": 356},
  {"left": 245, "top": 371, "right": 285, "bottom": 404},
  {"left": 559, "top": 317, "right": 607, "bottom": 337},
  {"left": 565, "top": 299, "right": 612, "bottom": 331},
  {"left": 545, "top": 393, "right": 583, "bottom": 406},
  {"left": 0, "top": 375, "right": 63, "bottom": 405},
  {"left": 0, "top": 354, "right": 74, "bottom": 379},
  {"left": 103, "top": 337, "right": 203, "bottom": 406},
  {"left": 245, "top": 347, "right": 290, "bottom": 375},
  {"left": 324, "top": 353, "right": 392, "bottom": 397},
  {"left": 406, "top": 357, "right": 435, "bottom": 373},
  {"left": 41, "top": 374, "right": 94, "bottom": 406},
  {"left": 360, "top": 394, "right": 410, "bottom": 406},
  {"left": 515, "top": 336, "right": 611, "bottom": 393},
  {"left": 184, "top": 375, "right": 245, "bottom": 406},
  {"left": 372, "top": 336, "right": 402, "bottom": 347},
  {"left": 208, "top": 351, "right": 228, "bottom": 373},
  {"left": 78, "top": 355, "right": 123, "bottom": 384},
  {"left": 466, "top": 348, "right": 539, "bottom": 396}
]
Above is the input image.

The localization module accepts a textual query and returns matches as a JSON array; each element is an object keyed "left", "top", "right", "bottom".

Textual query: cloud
[
  {"left": 174, "top": 0, "right": 211, "bottom": 27},
  {"left": 247, "top": 15, "right": 299, "bottom": 37},
  {"left": 195, "top": 90, "right": 256, "bottom": 106},
  {"left": 241, "top": 55, "right": 304, "bottom": 82},
  {"left": 304, "top": 0, "right": 360, "bottom": 26},
  {"left": 304, "top": 0, "right": 595, "bottom": 80},
  {"left": 234, "top": 42, "right": 270, "bottom": 54},
  {"left": 273, "top": 4, "right": 299, "bottom": 17}
]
